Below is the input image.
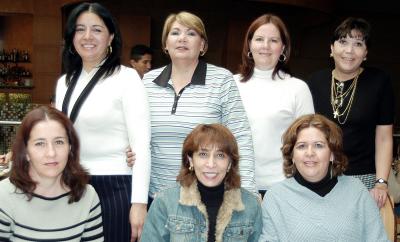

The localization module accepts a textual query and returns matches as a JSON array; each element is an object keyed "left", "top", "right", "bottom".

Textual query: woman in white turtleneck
[{"left": 234, "top": 14, "right": 314, "bottom": 197}]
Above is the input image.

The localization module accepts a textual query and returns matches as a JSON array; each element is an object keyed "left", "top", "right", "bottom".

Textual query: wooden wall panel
[{"left": 118, "top": 15, "right": 151, "bottom": 66}]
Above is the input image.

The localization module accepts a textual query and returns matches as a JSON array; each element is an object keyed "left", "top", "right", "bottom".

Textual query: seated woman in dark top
[{"left": 141, "top": 123, "right": 262, "bottom": 242}]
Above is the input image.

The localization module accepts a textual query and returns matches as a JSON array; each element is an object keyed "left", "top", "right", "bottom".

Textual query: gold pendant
[{"left": 333, "top": 110, "right": 339, "bottom": 118}]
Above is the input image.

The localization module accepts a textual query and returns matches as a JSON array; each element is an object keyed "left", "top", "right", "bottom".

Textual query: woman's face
[
  {"left": 189, "top": 145, "right": 230, "bottom": 187},
  {"left": 26, "top": 120, "right": 70, "bottom": 184},
  {"left": 73, "top": 11, "right": 114, "bottom": 68},
  {"left": 165, "top": 21, "right": 205, "bottom": 62},
  {"left": 292, "top": 127, "right": 333, "bottom": 183},
  {"left": 249, "top": 23, "right": 285, "bottom": 71},
  {"left": 330, "top": 30, "right": 368, "bottom": 78}
]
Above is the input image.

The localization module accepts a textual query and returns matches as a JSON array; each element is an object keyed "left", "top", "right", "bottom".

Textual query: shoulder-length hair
[
  {"left": 281, "top": 114, "right": 348, "bottom": 178},
  {"left": 161, "top": 11, "right": 208, "bottom": 55},
  {"left": 62, "top": 2, "right": 122, "bottom": 84},
  {"left": 9, "top": 106, "right": 89, "bottom": 203},
  {"left": 239, "top": 13, "right": 291, "bottom": 82},
  {"left": 177, "top": 124, "right": 240, "bottom": 190},
  {"left": 331, "top": 17, "right": 371, "bottom": 49}
]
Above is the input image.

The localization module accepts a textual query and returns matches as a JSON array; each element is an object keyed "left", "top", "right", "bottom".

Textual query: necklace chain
[{"left": 330, "top": 68, "right": 363, "bottom": 124}]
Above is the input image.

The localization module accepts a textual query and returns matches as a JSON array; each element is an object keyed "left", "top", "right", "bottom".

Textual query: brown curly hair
[{"left": 282, "top": 114, "right": 348, "bottom": 178}]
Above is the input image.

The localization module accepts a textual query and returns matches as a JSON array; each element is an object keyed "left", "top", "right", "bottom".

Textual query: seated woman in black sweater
[{"left": 141, "top": 123, "right": 262, "bottom": 242}]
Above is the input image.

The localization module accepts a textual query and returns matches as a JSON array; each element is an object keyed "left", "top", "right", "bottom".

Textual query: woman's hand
[
  {"left": 0, "top": 152, "right": 12, "bottom": 166},
  {"left": 129, "top": 203, "right": 147, "bottom": 242},
  {"left": 369, "top": 184, "right": 388, "bottom": 208},
  {"left": 125, "top": 147, "right": 136, "bottom": 167}
]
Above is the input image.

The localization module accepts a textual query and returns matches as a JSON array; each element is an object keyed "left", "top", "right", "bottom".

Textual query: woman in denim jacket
[{"left": 141, "top": 124, "right": 262, "bottom": 242}]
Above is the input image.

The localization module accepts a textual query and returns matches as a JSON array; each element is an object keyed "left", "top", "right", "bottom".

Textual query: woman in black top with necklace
[{"left": 307, "top": 17, "right": 395, "bottom": 208}]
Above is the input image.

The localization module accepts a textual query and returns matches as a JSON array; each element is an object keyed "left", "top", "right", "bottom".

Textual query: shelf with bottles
[
  {"left": 0, "top": 48, "right": 32, "bottom": 88},
  {"left": 0, "top": 48, "right": 30, "bottom": 63}
]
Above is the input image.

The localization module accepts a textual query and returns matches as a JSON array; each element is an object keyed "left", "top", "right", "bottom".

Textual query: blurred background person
[
  {"left": 55, "top": 2, "right": 150, "bottom": 241},
  {"left": 141, "top": 11, "right": 256, "bottom": 205},
  {"left": 0, "top": 106, "right": 103, "bottom": 241},
  {"left": 259, "top": 114, "right": 388, "bottom": 241},
  {"left": 129, "top": 44, "right": 153, "bottom": 79},
  {"left": 307, "top": 17, "right": 395, "bottom": 208},
  {"left": 141, "top": 124, "right": 262, "bottom": 242},
  {"left": 234, "top": 14, "right": 314, "bottom": 197}
]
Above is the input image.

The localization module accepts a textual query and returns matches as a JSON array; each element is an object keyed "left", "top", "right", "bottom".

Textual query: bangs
[{"left": 193, "top": 129, "right": 231, "bottom": 154}]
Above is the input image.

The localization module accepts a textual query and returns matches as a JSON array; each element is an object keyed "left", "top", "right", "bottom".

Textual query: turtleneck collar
[
  {"left": 197, "top": 181, "right": 225, "bottom": 205},
  {"left": 253, "top": 67, "right": 274, "bottom": 79},
  {"left": 294, "top": 168, "right": 338, "bottom": 197}
]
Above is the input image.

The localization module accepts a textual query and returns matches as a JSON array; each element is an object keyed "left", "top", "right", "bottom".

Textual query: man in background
[{"left": 130, "top": 44, "right": 153, "bottom": 79}]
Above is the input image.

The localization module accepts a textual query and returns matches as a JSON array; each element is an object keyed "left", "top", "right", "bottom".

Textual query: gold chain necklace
[{"left": 330, "top": 68, "right": 363, "bottom": 124}]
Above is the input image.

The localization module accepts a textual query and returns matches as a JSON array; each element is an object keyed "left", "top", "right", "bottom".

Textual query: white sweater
[
  {"left": 234, "top": 68, "right": 314, "bottom": 190},
  {"left": 55, "top": 65, "right": 151, "bottom": 203}
]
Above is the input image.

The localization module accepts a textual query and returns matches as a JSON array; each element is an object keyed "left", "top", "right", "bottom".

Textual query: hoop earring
[
  {"left": 108, "top": 45, "right": 112, "bottom": 55},
  {"left": 164, "top": 49, "right": 169, "bottom": 55},
  {"left": 330, "top": 160, "right": 333, "bottom": 179},
  {"left": 279, "top": 53, "right": 287, "bottom": 62},
  {"left": 247, "top": 51, "right": 253, "bottom": 59},
  {"left": 200, "top": 50, "right": 205, "bottom": 56},
  {"left": 189, "top": 165, "right": 194, "bottom": 171}
]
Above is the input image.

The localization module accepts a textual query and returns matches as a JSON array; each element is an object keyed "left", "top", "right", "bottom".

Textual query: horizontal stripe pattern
[
  {"left": 144, "top": 63, "right": 256, "bottom": 197},
  {"left": 0, "top": 179, "right": 103, "bottom": 241}
]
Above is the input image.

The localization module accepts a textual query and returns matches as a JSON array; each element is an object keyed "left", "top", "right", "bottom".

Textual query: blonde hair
[{"left": 161, "top": 11, "right": 208, "bottom": 54}]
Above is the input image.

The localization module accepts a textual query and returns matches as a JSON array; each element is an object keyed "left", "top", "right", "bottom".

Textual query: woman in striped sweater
[{"left": 0, "top": 106, "right": 103, "bottom": 241}]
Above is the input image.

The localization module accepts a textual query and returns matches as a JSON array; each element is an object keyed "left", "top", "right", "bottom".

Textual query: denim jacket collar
[{"left": 179, "top": 181, "right": 245, "bottom": 242}]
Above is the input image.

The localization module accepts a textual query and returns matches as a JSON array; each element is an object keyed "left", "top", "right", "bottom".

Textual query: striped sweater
[
  {"left": 143, "top": 60, "right": 256, "bottom": 197},
  {"left": 0, "top": 178, "right": 103, "bottom": 241}
]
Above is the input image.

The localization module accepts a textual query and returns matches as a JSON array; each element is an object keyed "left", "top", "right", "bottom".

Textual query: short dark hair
[
  {"left": 331, "top": 17, "right": 371, "bottom": 49},
  {"left": 281, "top": 114, "right": 348, "bottom": 178},
  {"left": 130, "top": 44, "right": 153, "bottom": 61},
  {"left": 9, "top": 106, "right": 89, "bottom": 203},
  {"left": 177, "top": 124, "right": 241, "bottom": 190},
  {"left": 62, "top": 2, "right": 122, "bottom": 84}
]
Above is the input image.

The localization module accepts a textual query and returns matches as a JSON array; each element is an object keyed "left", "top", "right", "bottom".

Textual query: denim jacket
[{"left": 141, "top": 181, "right": 262, "bottom": 242}]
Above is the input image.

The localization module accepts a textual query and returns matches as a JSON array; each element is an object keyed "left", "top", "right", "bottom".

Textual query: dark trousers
[{"left": 90, "top": 175, "right": 132, "bottom": 242}]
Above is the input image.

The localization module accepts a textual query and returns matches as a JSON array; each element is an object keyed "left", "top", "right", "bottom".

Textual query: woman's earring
[
  {"left": 189, "top": 165, "right": 194, "bottom": 171},
  {"left": 247, "top": 51, "right": 253, "bottom": 59},
  {"left": 200, "top": 50, "right": 205, "bottom": 56},
  {"left": 164, "top": 49, "right": 169, "bottom": 54},
  {"left": 330, "top": 160, "right": 334, "bottom": 179},
  {"left": 279, "top": 53, "right": 287, "bottom": 62},
  {"left": 108, "top": 45, "right": 113, "bottom": 55},
  {"left": 330, "top": 53, "right": 333, "bottom": 57},
  {"left": 363, "top": 57, "right": 367, "bottom": 61},
  {"left": 227, "top": 163, "right": 232, "bottom": 172}
]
